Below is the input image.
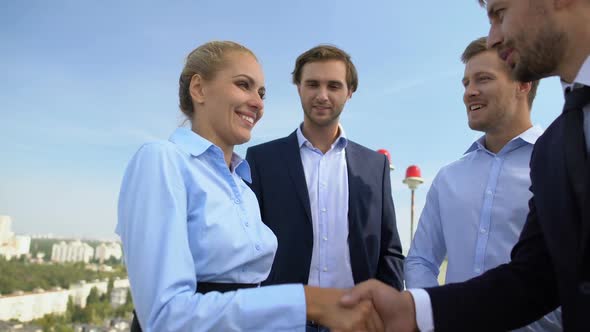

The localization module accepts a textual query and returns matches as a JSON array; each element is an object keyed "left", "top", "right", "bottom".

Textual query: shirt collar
[
  {"left": 169, "top": 127, "right": 252, "bottom": 182},
  {"left": 561, "top": 56, "right": 590, "bottom": 93},
  {"left": 465, "top": 125, "right": 543, "bottom": 154},
  {"left": 296, "top": 123, "right": 349, "bottom": 151}
]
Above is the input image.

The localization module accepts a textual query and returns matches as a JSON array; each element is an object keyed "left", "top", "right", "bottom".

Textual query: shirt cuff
[{"left": 407, "top": 288, "right": 434, "bottom": 332}]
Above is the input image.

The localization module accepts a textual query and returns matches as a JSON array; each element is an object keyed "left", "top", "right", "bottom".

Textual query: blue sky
[{"left": 0, "top": 1, "right": 564, "bottom": 250}]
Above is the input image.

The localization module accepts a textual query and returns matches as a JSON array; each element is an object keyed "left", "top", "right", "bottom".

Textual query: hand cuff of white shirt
[{"left": 407, "top": 288, "right": 434, "bottom": 332}]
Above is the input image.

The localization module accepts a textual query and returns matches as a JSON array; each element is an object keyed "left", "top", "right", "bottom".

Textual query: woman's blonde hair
[{"left": 178, "top": 41, "right": 256, "bottom": 119}]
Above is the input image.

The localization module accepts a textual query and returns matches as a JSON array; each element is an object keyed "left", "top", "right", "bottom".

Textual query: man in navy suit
[
  {"left": 246, "top": 45, "right": 404, "bottom": 331},
  {"left": 339, "top": 0, "right": 590, "bottom": 331}
]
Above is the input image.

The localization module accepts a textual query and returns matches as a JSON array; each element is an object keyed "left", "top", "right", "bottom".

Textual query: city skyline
[{"left": 0, "top": 1, "right": 565, "bottom": 250}]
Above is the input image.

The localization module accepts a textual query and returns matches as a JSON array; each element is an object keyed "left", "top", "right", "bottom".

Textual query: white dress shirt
[{"left": 296, "top": 125, "right": 355, "bottom": 289}]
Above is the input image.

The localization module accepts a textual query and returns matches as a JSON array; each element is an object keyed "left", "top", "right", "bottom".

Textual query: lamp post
[
  {"left": 377, "top": 149, "right": 395, "bottom": 171},
  {"left": 403, "top": 165, "right": 424, "bottom": 241}
]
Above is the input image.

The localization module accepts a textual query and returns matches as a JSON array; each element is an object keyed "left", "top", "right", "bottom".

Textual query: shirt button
[
  {"left": 480, "top": 228, "right": 486, "bottom": 233},
  {"left": 475, "top": 268, "right": 481, "bottom": 273},
  {"left": 245, "top": 222, "right": 249, "bottom": 227},
  {"left": 322, "top": 236, "right": 328, "bottom": 241},
  {"left": 234, "top": 198, "right": 241, "bottom": 204},
  {"left": 255, "top": 244, "right": 261, "bottom": 251},
  {"left": 320, "top": 208, "right": 327, "bottom": 213},
  {"left": 486, "top": 190, "right": 493, "bottom": 195},
  {"left": 323, "top": 267, "right": 328, "bottom": 272},
  {"left": 579, "top": 282, "right": 590, "bottom": 295}
]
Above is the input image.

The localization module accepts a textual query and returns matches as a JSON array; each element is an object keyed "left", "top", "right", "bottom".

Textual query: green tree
[
  {"left": 86, "top": 287, "right": 100, "bottom": 305},
  {"left": 0, "top": 259, "right": 127, "bottom": 294},
  {"left": 107, "top": 277, "right": 114, "bottom": 296},
  {"left": 106, "top": 256, "right": 121, "bottom": 266},
  {"left": 71, "top": 304, "right": 86, "bottom": 323},
  {"left": 32, "top": 313, "right": 74, "bottom": 332}
]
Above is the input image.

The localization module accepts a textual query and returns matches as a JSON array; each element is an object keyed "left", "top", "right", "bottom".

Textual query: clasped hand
[{"left": 308, "top": 280, "right": 418, "bottom": 332}]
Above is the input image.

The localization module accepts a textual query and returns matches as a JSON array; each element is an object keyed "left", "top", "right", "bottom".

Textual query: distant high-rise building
[
  {"left": 0, "top": 216, "right": 30, "bottom": 260},
  {"left": 0, "top": 216, "right": 14, "bottom": 244},
  {"left": 14, "top": 236, "right": 31, "bottom": 255},
  {"left": 68, "top": 279, "right": 108, "bottom": 308},
  {"left": 0, "top": 278, "right": 130, "bottom": 322},
  {"left": 51, "top": 240, "right": 94, "bottom": 263},
  {"left": 110, "top": 287, "right": 128, "bottom": 307},
  {"left": 0, "top": 287, "right": 69, "bottom": 322},
  {"left": 94, "top": 242, "right": 122, "bottom": 263}
]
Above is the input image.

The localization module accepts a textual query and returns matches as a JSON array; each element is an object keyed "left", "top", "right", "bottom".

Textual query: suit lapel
[
  {"left": 562, "top": 110, "right": 588, "bottom": 214},
  {"left": 346, "top": 142, "right": 361, "bottom": 231},
  {"left": 560, "top": 108, "right": 590, "bottom": 275},
  {"left": 345, "top": 142, "right": 366, "bottom": 282},
  {"left": 282, "top": 131, "right": 312, "bottom": 224},
  {"left": 582, "top": 167, "right": 590, "bottom": 277}
]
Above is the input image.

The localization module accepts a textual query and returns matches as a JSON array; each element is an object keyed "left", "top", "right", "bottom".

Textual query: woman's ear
[{"left": 190, "top": 74, "right": 206, "bottom": 104}]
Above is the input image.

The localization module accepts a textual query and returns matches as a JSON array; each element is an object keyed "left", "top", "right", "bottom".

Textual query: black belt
[
  {"left": 130, "top": 282, "right": 259, "bottom": 332},
  {"left": 196, "top": 282, "right": 259, "bottom": 293}
]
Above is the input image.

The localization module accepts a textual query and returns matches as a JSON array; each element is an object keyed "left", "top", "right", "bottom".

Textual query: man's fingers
[
  {"left": 362, "top": 299, "right": 384, "bottom": 332},
  {"left": 340, "top": 280, "right": 377, "bottom": 306},
  {"left": 367, "top": 300, "right": 385, "bottom": 332}
]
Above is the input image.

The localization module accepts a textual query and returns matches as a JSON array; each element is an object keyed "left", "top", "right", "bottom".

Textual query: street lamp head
[
  {"left": 377, "top": 148, "right": 395, "bottom": 171},
  {"left": 403, "top": 165, "right": 424, "bottom": 190}
]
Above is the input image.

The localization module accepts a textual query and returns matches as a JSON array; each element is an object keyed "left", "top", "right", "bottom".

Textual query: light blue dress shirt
[
  {"left": 406, "top": 126, "right": 562, "bottom": 331},
  {"left": 116, "top": 127, "right": 306, "bottom": 332},
  {"left": 296, "top": 126, "right": 355, "bottom": 289}
]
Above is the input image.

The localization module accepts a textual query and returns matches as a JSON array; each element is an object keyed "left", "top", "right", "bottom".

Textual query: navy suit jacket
[
  {"left": 245, "top": 130, "right": 404, "bottom": 290},
  {"left": 426, "top": 107, "right": 590, "bottom": 331}
]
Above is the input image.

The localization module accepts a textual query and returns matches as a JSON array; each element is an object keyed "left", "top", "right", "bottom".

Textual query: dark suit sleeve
[
  {"left": 245, "top": 147, "right": 263, "bottom": 210},
  {"left": 376, "top": 155, "right": 405, "bottom": 290},
  {"left": 426, "top": 196, "right": 560, "bottom": 331}
]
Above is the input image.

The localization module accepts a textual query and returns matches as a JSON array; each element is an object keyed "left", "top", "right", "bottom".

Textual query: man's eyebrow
[{"left": 487, "top": 2, "right": 501, "bottom": 18}]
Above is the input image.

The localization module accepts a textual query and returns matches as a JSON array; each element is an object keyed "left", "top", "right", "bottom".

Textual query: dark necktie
[{"left": 563, "top": 84, "right": 590, "bottom": 113}]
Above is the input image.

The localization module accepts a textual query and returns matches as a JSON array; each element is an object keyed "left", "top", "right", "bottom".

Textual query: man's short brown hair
[
  {"left": 292, "top": 45, "right": 358, "bottom": 93},
  {"left": 461, "top": 37, "right": 539, "bottom": 108}
]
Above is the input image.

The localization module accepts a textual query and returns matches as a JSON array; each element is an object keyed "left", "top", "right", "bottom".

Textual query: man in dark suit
[
  {"left": 339, "top": 0, "right": 590, "bottom": 331},
  {"left": 246, "top": 45, "right": 404, "bottom": 331}
]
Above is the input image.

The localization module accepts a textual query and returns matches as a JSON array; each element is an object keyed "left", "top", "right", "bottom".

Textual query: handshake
[{"left": 306, "top": 279, "right": 419, "bottom": 332}]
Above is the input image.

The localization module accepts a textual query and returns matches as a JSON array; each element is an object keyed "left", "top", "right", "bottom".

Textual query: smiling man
[
  {"left": 246, "top": 45, "right": 404, "bottom": 332},
  {"left": 338, "top": 0, "right": 590, "bottom": 331},
  {"left": 404, "top": 36, "right": 562, "bottom": 332}
]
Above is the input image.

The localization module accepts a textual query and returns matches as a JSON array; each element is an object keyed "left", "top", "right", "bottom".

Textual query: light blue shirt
[
  {"left": 116, "top": 127, "right": 305, "bottom": 332},
  {"left": 296, "top": 126, "right": 355, "bottom": 289},
  {"left": 406, "top": 126, "right": 562, "bottom": 331}
]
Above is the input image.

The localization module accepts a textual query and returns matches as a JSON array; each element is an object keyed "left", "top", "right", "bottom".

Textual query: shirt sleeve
[
  {"left": 116, "top": 143, "right": 306, "bottom": 332},
  {"left": 404, "top": 176, "right": 446, "bottom": 289},
  {"left": 407, "top": 288, "right": 434, "bottom": 332}
]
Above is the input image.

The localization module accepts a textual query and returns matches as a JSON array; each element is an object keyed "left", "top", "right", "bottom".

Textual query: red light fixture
[{"left": 377, "top": 149, "right": 395, "bottom": 171}]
